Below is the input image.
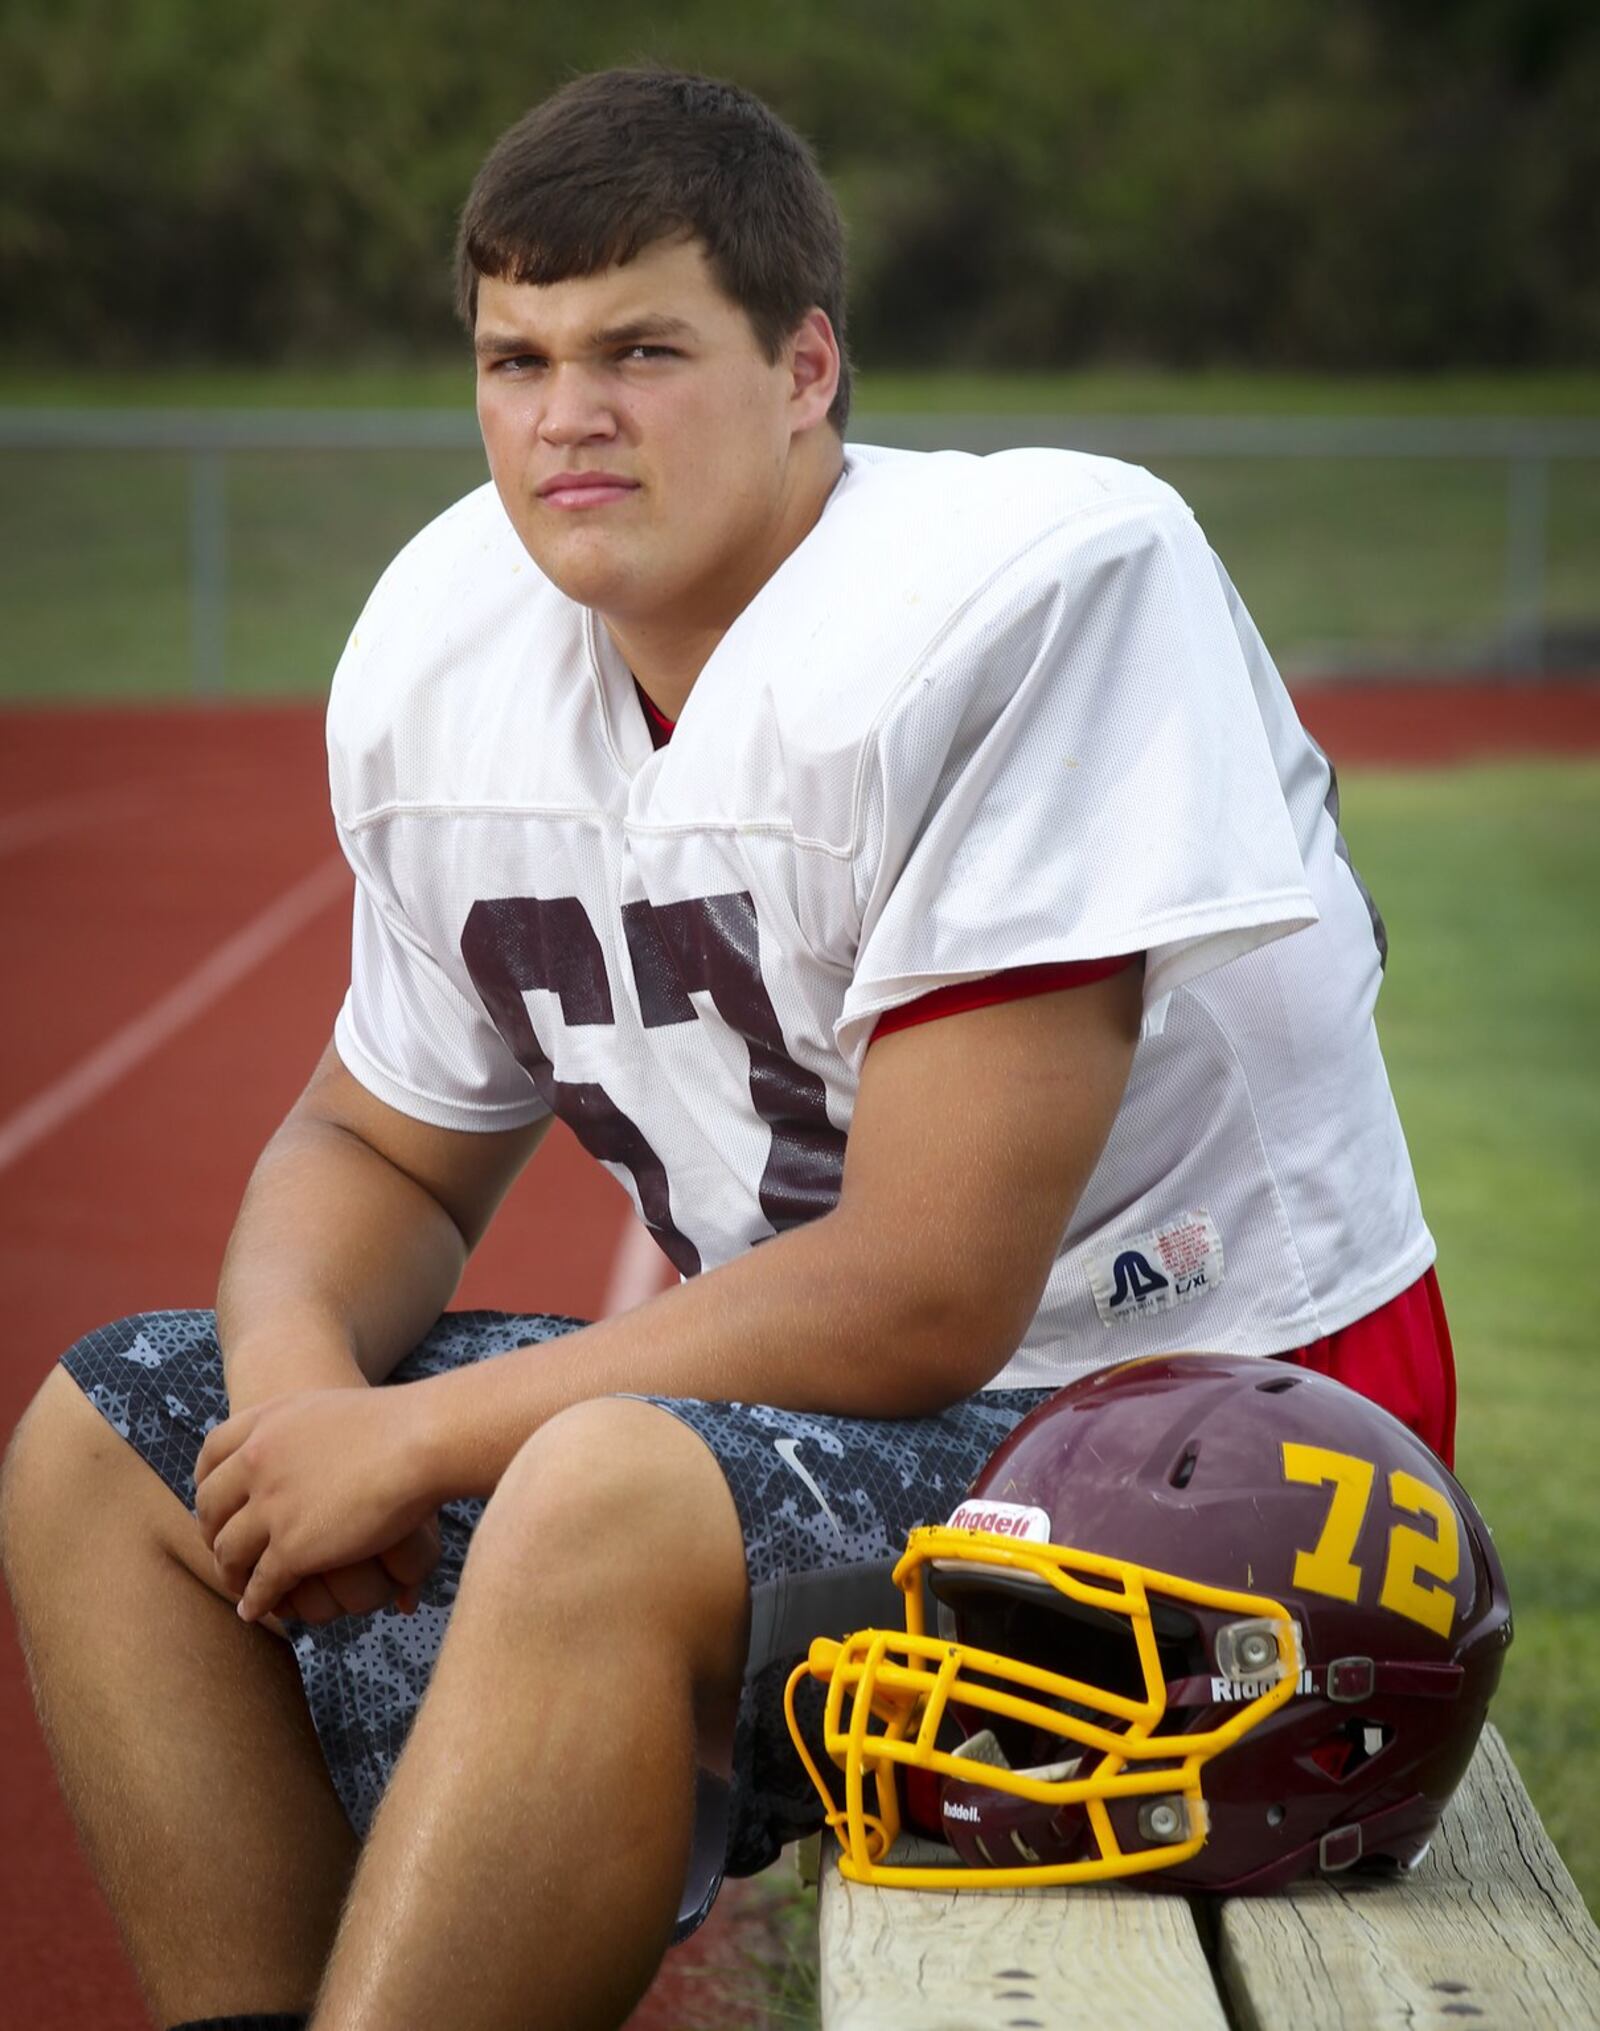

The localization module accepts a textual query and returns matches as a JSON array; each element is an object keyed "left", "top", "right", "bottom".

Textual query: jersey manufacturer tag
[{"left": 1088, "top": 1210, "right": 1225, "bottom": 1325}]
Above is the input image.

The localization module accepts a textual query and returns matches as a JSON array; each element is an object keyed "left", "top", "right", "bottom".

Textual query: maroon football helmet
[{"left": 787, "top": 1353, "right": 1511, "bottom": 1892}]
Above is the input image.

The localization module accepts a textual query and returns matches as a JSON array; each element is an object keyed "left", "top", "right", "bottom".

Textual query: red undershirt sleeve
[{"left": 867, "top": 955, "right": 1142, "bottom": 1046}]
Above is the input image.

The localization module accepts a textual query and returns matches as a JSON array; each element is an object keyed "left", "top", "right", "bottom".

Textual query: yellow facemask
[{"left": 784, "top": 1523, "right": 1303, "bottom": 1889}]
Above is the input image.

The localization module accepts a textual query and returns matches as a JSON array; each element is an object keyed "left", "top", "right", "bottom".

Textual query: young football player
[{"left": 1, "top": 67, "right": 1455, "bottom": 2031}]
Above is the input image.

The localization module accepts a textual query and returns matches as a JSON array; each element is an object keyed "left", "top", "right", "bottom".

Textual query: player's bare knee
[
  {"left": 476, "top": 1397, "right": 709, "bottom": 1578},
  {"left": 471, "top": 1397, "right": 748, "bottom": 1673},
  {"left": 1, "top": 1364, "right": 200, "bottom": 1590},
  {"left": 1, "top": 1364, "right": 101, "bottom": 1527},
  {"left": 0, "top": 1366, "right": 104, "bottom": 1575}
]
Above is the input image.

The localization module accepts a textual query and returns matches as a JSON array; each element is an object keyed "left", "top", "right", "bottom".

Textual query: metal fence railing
[{"left": 3, "top": 410, "right": 1597, "bottom": 697}]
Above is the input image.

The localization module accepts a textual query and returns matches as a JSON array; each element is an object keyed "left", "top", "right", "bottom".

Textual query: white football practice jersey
[{"left": 328, "top": 444, "right": 1432, "bottom": 1389}]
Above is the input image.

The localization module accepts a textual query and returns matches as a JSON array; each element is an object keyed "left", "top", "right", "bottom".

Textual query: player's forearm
[
  {"left": 407, "top": 1205, "right": 1033, "bottom": 1502},
  {"left": 217, "top": 1113, "right": 469, "bottom": 1411}
]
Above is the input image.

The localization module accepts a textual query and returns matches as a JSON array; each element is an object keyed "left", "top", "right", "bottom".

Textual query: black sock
[{"left": 166, "top": 2016, "right": 309, "bottom": 2030}]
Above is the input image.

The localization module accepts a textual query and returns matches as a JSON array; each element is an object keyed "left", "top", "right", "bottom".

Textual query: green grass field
[
  {"left": 1340, "top": 762, "right": 1600, "bottom": 1919},
  {"left": 1, "top": 369, "right": 1596, "bottom": 701}
]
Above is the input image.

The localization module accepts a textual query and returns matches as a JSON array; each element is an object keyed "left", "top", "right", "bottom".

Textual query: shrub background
[{"left": 3, "top": 0, "right": 1597, "bottom": 372}]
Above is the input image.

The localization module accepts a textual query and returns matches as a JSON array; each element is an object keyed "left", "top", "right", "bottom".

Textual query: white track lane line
[
  {"left": 0, "top": 855, "right": 350, "bottom": 1178},
  {"left": 601, "top": 1214, "right": 676, "bottom": 1317},
  {"left": 0, "top": 783, "right": 159, "bottom": 858}
]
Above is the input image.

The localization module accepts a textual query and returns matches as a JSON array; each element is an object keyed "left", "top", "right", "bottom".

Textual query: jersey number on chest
[{"left": 461, "top": 890, "right": 845, "bottom": 1275}]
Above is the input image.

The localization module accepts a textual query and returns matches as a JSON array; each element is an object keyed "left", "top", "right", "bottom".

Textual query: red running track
[{"left": 1, "top": 684, "right": 1597, "bottom": 2029}]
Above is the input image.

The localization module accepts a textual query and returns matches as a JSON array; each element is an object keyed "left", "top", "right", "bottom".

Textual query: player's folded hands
[
  {"left": 194, "top": 1385, "right": 441, "bottom": 1626},
  {"left": 266, "top": 1519, "right": 443, "bottom": 1630}
]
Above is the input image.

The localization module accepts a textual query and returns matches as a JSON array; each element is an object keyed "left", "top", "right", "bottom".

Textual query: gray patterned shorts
[{"left": 59, "top": 1309, "right": 1051, "bottom": 1935}]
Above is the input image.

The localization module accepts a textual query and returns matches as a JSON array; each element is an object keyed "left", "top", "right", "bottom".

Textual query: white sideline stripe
[
  {"left": 602, "top": 1216, "right": 675, "bottom": 1317},
  {"left": 0, "top": 856, "right": 350, "bottom": 1178},
  {"left": 0, "top": 784, "right": 158, "bottom": 858}
]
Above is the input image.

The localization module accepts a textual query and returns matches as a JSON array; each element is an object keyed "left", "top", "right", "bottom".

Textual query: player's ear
[{"left": 787, "top": 309, "right": 840, "bottom": 433}]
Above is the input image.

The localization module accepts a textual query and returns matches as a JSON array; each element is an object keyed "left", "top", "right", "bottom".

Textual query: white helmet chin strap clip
[{"left": 1319, "top": 1823, "right": 1364, "bottom": 1872}]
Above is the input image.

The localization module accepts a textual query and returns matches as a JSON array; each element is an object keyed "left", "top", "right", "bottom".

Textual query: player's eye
[{"left": 619, "top": 345, "right": 679, "bottom": 363}]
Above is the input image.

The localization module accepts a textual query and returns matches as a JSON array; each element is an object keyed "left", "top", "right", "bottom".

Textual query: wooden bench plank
[
  {"left": 1218, "top": 1724, "right": 1600, "bottom": 2028},
  {"left": 817, "top": 1837, "right": 1227, "bottom": 2030}
]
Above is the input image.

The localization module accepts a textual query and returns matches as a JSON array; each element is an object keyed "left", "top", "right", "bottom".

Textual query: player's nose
[{"left": 536, "top": 364, "right": 618, "bottom": 446}]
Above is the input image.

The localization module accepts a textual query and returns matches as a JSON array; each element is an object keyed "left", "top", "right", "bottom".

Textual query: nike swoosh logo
[{"left": 774, "top": 1437, "right": 844, "bottom": 1538}]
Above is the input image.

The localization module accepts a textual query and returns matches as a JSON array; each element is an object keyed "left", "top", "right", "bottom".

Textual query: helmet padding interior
[{"left": 927, "top": 1568, "right": 1206, "bottom": 1770}]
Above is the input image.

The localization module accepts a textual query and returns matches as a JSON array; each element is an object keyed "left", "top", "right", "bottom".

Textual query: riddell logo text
[
  {"left": 950, "top": 1505, "right": 1047, "bottom": 1538},
  {"left": 944, "top": 1801, "right": 981, "bottom": 1821},
  {"left": 1210, "top": 1668, "right": 1315, "bottom": 1703}
]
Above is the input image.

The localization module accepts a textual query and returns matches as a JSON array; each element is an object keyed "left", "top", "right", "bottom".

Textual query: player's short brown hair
[{"left": 456, "top": 68, "right": 851, "bottom": 432}]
